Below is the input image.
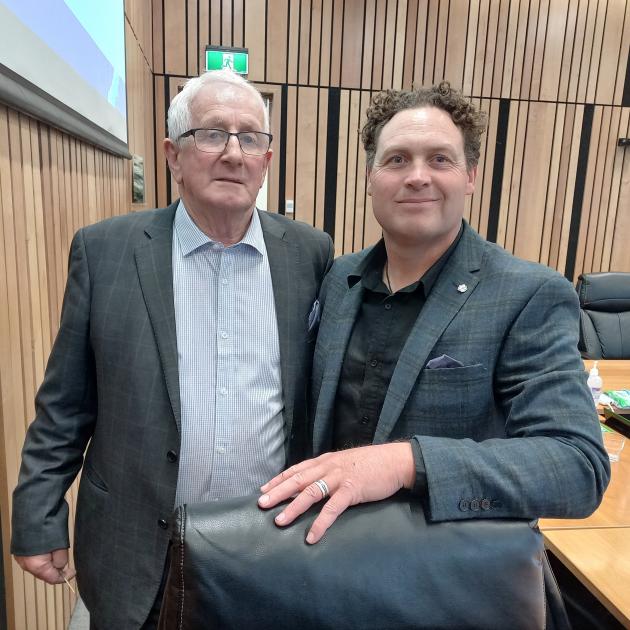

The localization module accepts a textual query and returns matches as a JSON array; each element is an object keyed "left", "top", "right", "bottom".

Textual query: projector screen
[{"left": 0, "top": 0, "right": 128, "bottom": 156}]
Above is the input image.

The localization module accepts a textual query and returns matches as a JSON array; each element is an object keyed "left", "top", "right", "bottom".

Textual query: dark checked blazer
[
  {"left": 11, "top": 201, "right": 333, "bottom": 629},
  {"left": 312, "top": 221, "right": 610, "bottom": 522}
]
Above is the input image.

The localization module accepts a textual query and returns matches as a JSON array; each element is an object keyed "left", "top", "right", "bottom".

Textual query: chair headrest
[{"left": 577, "top": 272, "right": 630, "bottom": 312}]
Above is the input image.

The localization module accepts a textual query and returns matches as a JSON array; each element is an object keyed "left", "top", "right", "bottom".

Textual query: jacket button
[
  {"left": 166, "top": 450, "right": 178, "bottom": 462},
  {"left": 458, "top": 499, "right": 470, "bottom": 511},
  {"left": 158, "top": 519, "right": 168, "bottom": 529},
  {"left": 470, "top": 498, "right": 481, "bottom": 511},
  {"left": 481, "top": 498, "right": 491, "bottom": 510}
]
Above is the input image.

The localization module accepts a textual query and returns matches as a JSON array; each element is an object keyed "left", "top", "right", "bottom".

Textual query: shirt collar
[
  {"left": 347, "top": 222, "right": 464, "bottom": 296},
  {"left": 174, "top": 201, "right": 265, "bottom": 256}
]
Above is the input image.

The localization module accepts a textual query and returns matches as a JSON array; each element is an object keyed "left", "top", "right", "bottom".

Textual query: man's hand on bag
[
  {"left": 14, "top": 549, "right": 75, "bottom": 584},
  {"left": 258, "top": 442, "right": 415, "bottom": 544}
]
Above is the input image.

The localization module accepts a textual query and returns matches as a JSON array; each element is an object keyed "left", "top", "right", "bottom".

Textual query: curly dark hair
[{"left": 361, "top": 82, "right": 487, "bottom": 169}]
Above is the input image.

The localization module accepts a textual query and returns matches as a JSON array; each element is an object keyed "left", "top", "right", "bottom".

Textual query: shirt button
[
  {"left": 360, "top": 416, "right": 370, "bottom": 425},
  {"left": 216, "top": 446, "right": 226, "bottom": 454},
  {"left": 166, "top": 450, "right": 178, "bottom": 463},
  {"left": 220, "top": 387, "right": 228, "bottom": 396},
  {"left": 158, "top": 519, "right": 168, "bottom": 529},
  {"left": 481, "top": 498, "right": 491, "bottom": 510},
  {"left": 384, "top": 303, "right": 392, "bottom": 310},
  {"left": 370, "top": 359, "right": 378, "bottom": 367},
  {"left": 221, "top": 278, "right": 228, "bottom": 285},
  {"left": 220, "top": 331, "right": 228, "bottom": 339},
  {"left": 470, "top": 498, "right": 481, "bottom": 511},
  {"left": 458, "top": 499, "right": 470, "bottom": 512}
]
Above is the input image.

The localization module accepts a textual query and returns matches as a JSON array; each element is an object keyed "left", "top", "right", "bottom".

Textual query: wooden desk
[
  {"left": 540, "top": 360, "right": 630, "bottom": 530},
  {"left": 540, "top": 439, "right": 630, "bottom": 530},
  {"left": 544, "top": 528, "right": 630, "bottom": 626},
  {"left": 583, "top": 359, "right": 630, "bottom": 393},
  {"left": 539, "top": 360, "right": 630, "bottom": 626}
]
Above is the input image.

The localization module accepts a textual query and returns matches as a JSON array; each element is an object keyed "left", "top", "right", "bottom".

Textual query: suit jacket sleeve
[
  {"left": 11, "top": 228, "right": 97, "bottom": 555},
  {"left": 416, "top": 274, "right": 610, "bottom": 522}
]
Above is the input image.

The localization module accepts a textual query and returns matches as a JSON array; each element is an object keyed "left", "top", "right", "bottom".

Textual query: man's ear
[
  {"left": 164, "top": 139, "right": 183, "bottom": 184},
  {"left": 465, "top": 165, "right": 478, "bottom": 195},
  {"left": 259, "top": 149, "right": 273, "bottom": 188}
]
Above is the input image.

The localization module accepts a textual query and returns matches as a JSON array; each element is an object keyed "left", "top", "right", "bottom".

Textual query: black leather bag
[{"left": 158, "top": 494, "right": 549, "bottom": 629}]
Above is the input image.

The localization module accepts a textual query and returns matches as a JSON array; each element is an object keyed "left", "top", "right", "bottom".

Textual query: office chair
[{"left": 576, "top": 272, "right": 630, "bottom": 359}]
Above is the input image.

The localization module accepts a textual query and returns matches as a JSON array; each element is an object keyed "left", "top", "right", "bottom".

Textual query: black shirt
[{"left": 332, "top": 226, "right": 464, "bottom": 454}]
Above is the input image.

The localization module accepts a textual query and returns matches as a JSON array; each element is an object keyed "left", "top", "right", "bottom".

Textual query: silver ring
[{"left": 313, "top": 479, "right": 329, "bottom": 500}]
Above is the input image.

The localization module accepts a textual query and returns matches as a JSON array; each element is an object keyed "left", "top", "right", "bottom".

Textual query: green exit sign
[{"left": 205, "top": 47, "right": 249, "bottom": 75}]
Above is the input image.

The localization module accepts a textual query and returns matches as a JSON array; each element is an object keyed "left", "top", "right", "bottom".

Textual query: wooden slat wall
[
  {"left": 2, "top": 1, "right": 630, "bottom": 628},
  {"left": 0, "top": 2, "right": 155, "bottom": 629},
  {"left": 153, "top": 0, "right": 630, "bottom": 277}
]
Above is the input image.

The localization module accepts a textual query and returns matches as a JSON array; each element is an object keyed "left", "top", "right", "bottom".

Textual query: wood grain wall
[
  {"left": 2, "top": 1, "right": 630, "bottom": 629},
  {"left": 0, "top": 1, "right": 155, "bottom": 628},
  {"left": 153, "top": 0, "right": 630, "bottom": 277}
]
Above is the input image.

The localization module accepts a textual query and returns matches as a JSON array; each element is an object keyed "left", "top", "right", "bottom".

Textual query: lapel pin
[{"left": 457, "top": 284, "right": 468, "bottom": 293}]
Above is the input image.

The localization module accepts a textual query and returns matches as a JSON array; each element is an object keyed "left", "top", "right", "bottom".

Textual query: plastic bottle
[{"left": 587, "top": 361, "right": 603, "bottom": 405}]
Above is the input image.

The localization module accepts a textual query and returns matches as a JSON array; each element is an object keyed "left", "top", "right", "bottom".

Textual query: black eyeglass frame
[{"left": 178, "top": 128, "right": 273, "bottom": 155}]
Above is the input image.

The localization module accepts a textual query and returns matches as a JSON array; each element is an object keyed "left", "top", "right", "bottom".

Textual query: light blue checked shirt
[{"left": 172, "top": 202, "right": 285, "bottom": 506}]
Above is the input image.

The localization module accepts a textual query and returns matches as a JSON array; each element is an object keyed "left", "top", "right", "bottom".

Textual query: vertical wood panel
[
  {"left": 187, "top": 0, "right": 198, "bottom": 76},
  {"left": 285, "top": 85, "right": 298, "bottom": 210},
  {"left": 244, "top": 0, "right": 266, "bottom": 81},
  {"left": 443, "top": 1, "right": 467, "bottom": 91},
  {"left": 267, "top": 0, "right": 289, "bottom": 83},
  {"left": 309, "top": 0, "right": 323, "bottom": 85},
  {"left": 392, "top": 0, "right": 408, "bottom": 89},
  {"left": 164, "top": 0, "right": 186, "bottom": 74},
  {"left": 199, "top": 1, "right": 210, "bottom": 72},
  {"left": 372, "top": 0, "right": 386, "bottom": 90},
  {"left": 297, "top": 0, "right": 311, "bottom": 84},
  {"left": 334, "top": 90, "right": 350, "bottom": 256},
  {"left": 152, "top": 0, "right": 164, "bottom": 73},
  {"left": 341, "top": 0, "right": 364, "bottom": 88},
  {"left": 412, "top": 0, "right": 429, "bottom": 88},
  {"left": 613, "top": 2, "right": 630, "bottom": 103},
  {"left": 210, "top": 0, "right": 221, "bottom": 45},
  {"left": 233, "top": 0, "right": 244, "bottom": 48}
]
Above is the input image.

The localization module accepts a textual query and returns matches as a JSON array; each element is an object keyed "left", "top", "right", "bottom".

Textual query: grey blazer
[
  {"left": 312, "top": 222, "right": 610, "bottom": 522},
  {"left": 11, "top": 202, "right": 333, "bottom": 629}
]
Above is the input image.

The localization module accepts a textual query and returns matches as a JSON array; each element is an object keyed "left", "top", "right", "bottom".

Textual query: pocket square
[
  {"left": 426, "top": 354, "right": 465, "bottom": 369},
  {"left": 307, "top": 299, "right": 321, "bottom": 332}
]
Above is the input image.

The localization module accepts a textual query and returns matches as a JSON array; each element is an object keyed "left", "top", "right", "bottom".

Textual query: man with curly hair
[{"left": 259, "top": 82, "right": 609, "bottom": 544}]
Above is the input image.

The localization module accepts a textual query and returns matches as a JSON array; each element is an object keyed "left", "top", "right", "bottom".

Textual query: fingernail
[
  {"left": 306, "top": 532, "right": 315, "bottom": 544},
  {"left": 275, "top": 512, "right": 286, "bottom": 524},
  {"left": 259, "top": 495, "right": 269, "bottom": 506}
]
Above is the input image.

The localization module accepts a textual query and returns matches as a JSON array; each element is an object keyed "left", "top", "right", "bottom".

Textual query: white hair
[{"left": 167, "top": 69, "right": 269, "bottom": 143}]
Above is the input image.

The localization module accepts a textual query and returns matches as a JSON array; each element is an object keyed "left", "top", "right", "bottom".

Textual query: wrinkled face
[
  {"left": 164, "top": 83, "right": 271, "bottom": 216},
  {"left": 367, "top": 106, "right": 476, "bottom": 251}
]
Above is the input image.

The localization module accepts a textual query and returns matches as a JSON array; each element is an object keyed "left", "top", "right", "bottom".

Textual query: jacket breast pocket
[{"left": 402, "top": 364, "right": 492, "bottom": 438}]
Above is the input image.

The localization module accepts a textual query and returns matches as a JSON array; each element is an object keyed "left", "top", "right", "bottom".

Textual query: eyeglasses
[{"left": 178, "top": 128, "right": 273, "bottom": 156}]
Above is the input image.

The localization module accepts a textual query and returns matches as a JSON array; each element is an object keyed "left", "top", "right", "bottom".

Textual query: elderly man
[
  {"left": 259, "top": 82, "right": 609, "bottom": 544},
  {"left": 11, "top": 70, "right": 332, "bottom": 628}
]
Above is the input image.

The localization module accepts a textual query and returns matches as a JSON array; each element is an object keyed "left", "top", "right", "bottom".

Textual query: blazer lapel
[
  {"left": 373, "top": 224, "right": 486, "bottom": 444},
  {"left": 135, "top": 203, "right": 182, "bottom": 432},
  {"left": 313, "top": 280, "right": 364, "bottom": 454},
  {"left": 259, "top": 211, "right": 300, "bottom": 442}
]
